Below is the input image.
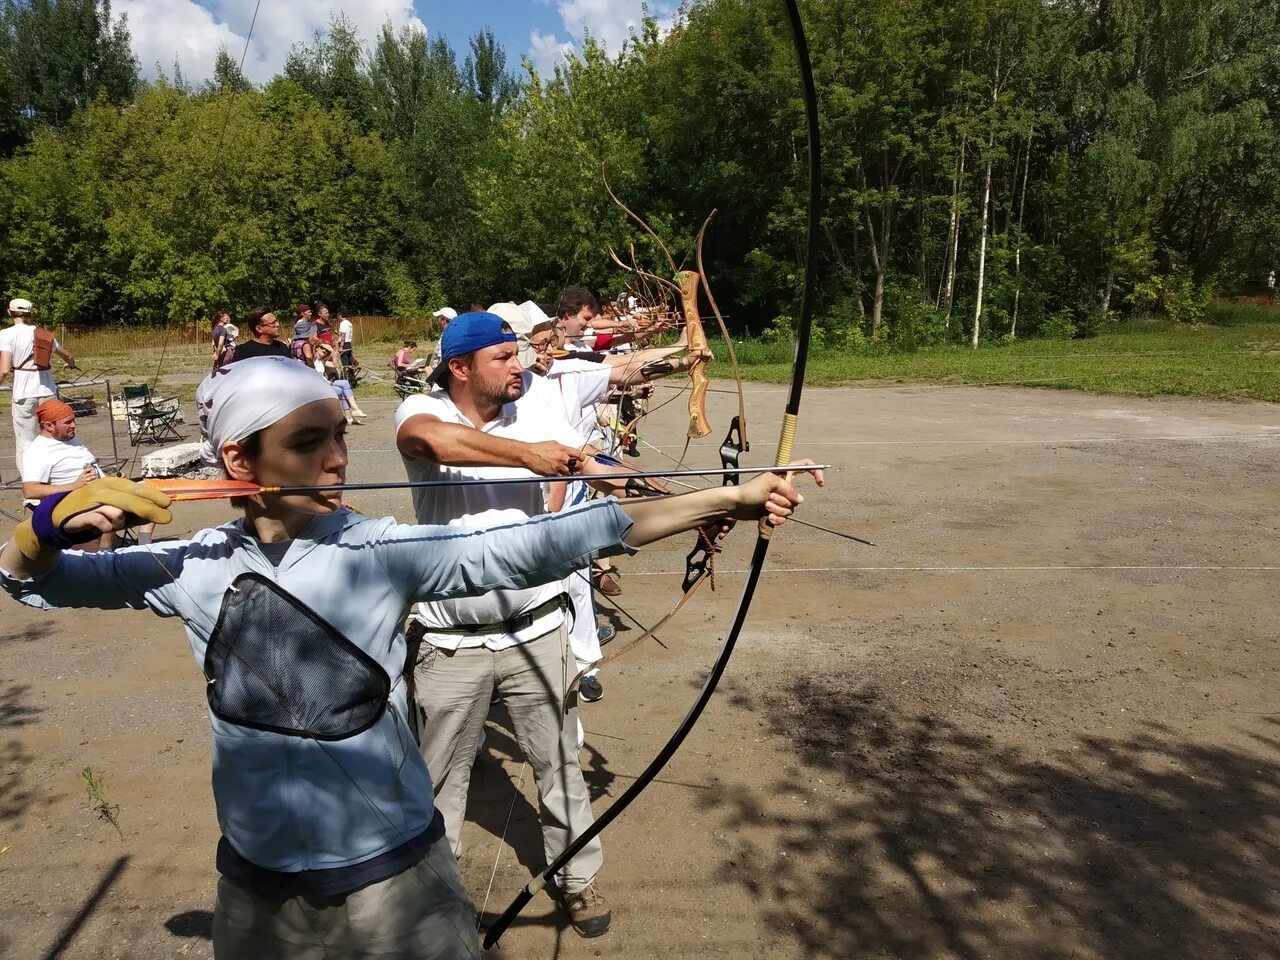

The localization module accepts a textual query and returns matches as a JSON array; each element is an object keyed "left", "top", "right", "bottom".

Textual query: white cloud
[
  {"left": 527, "top": 29, "right": 574, "bottom": 78},
  {"left": 525, "top": 0, "right": 678, "bottom": 78},
  {"left": 116, "top": 0, "right": 426, "bottom": 84}
]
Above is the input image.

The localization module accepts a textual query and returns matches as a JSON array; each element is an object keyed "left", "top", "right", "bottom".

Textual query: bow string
[{"left": 482, "top": 0, "right": 822, "bottom": 945}]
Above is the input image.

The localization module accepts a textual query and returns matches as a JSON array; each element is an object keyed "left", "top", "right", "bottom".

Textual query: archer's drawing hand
[{"left": 522, "top": 441, "right": 586, "bottom": 477}]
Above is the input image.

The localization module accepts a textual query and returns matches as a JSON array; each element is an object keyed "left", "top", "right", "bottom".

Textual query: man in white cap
[
  {"left": 429, "top": 307, "right": 458, "bottom": 370},
  {"left": 486, "top": 302, "right": 536, "bottom": 369},
  {"left": 0, "top": 298, "right": 77, "bottom": 465}
]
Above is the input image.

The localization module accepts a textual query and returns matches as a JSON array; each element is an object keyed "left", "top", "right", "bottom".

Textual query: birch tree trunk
[
  {"left": 865, "top": 207, "right": 890, "bottom": 335},
  {"left": 1011, "top": 127, "right": 1033, "bottom": 340},
  {"left": 941, "top": 143, "right": 966, "bottom": 325},
  {"left": 971, "top": 133, "right": 994, "bottom": 349}
]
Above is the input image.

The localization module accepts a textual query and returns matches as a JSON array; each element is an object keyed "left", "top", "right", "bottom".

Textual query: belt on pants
[{"left": 427, "top": 592, "right": 569, "bottom": 638}]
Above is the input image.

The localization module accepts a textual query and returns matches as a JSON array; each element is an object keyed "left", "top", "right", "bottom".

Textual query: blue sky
[{"left": 115, "top": 0, "right": 678, "bottom": 85}]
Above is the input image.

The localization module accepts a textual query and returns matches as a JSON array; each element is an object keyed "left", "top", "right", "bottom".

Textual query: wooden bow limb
[
  {"left": 629, "top": 242, "right": 665, "bottom": 312},
  {"left": 605, "top": 244, "right": 680, "bottom": 294},
  {"left": 563, "top": 567, "right": 711, "bottom": 711},
  {"left": 696, "top": 210, "right": 749, "bottom": 453},
  {"left": 603, "top": 172, "right": 679, "bottom": 274}
]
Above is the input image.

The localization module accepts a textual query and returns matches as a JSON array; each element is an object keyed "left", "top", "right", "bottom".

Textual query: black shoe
[{"left": 579, "top": 675, "right": 604, "bottom": 703}]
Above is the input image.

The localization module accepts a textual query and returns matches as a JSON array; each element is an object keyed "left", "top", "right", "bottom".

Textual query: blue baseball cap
[{"left": 427, "top": 311, "right": 517, "bottom": 385}]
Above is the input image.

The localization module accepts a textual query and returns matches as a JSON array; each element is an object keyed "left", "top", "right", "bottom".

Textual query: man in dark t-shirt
[{"left": 229, "top": 308, "right": 290, "bottom": 362}]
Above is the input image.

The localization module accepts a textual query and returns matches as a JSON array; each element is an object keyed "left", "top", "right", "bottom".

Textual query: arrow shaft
[
  {"left": 276, "top": 464, "right": 824, "bottom": 493},
  {"left": 787, "top": 516, "right": 875, "bottom": 546},
  {"left": 147, "top": 465, "right": 831, "bottom": 502}
]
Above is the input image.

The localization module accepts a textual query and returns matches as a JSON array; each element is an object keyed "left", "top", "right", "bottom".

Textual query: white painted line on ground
[
  {"left": 339, "top": 435, "right": 1278, "bottom": 457},
  {"left": 621, "top": 564, "right": 1280, "bottom": 575},
  {"left": 682, "top": 434, "right": 1280, "bottom": 447}
]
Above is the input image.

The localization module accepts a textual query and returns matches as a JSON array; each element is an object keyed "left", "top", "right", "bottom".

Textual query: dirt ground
[{"left": 1, "top": 378, "right": 1279, "bottom": 960}]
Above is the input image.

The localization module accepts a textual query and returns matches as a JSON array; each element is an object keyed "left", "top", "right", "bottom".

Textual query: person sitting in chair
[
  {"left": 21, "top": 399, "right": 153, "bottom": 549},
  {"left": 394, "top": 341, "right": 426, "bottom": 374}
]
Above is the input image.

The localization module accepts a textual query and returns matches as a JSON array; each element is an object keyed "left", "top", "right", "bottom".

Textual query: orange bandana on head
[{"left": 35, "top": 398, "right": 74, "bottom": 425}]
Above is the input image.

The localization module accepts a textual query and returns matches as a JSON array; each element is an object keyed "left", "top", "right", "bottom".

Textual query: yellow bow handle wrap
[{"left": 15, "top": 477, "right": 173, "bottom": 562}]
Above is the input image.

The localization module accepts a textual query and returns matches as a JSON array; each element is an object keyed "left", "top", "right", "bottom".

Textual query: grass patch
[
  {"left": 736, "top": 306, "right": 1280, "bottom": 402},
  {"left": 35, "top": 301, "right": 1280, "bottom": 406}
]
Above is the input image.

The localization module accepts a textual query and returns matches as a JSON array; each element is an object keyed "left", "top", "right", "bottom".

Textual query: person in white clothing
[
  {"left": 526, "top": 318, "right": 705, "bottom": 702},
  {"left": 0, "top": 298, "right": 76, "bottom": 466},
  {"left": 20, "top": 398, "right": 152, "bottom": 549},
  {"left": 395, "top": 311, "right": 635, "bottom": 940},
  {"left": 21, "top": 398, "right": 101, "bottom": 498},
  {"left": 337, "top": 313, "right": 355, "bottom": 367},
  {"left": 429, "top": 307, "right": 458, "bottom": 369}
]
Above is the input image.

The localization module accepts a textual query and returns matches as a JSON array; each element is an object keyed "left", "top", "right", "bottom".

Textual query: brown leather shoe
[
  {"left": 594, "top": 570, "right": 622, "bottom": 596},
  {"left": 560, "top": 882, "right": 611, "bottom": 938}
]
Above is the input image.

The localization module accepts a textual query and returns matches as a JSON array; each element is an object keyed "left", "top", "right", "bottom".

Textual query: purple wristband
[{"left": 30, "top": 491, "right": 99, "bottom": 549}]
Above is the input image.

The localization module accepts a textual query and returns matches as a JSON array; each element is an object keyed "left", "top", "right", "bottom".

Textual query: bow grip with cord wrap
[{"left": 758, "top": 413, "right": 798, "bottom": 539}]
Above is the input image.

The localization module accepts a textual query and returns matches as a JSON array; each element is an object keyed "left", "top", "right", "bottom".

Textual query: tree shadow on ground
[
  {"left": 0, "top": 682, "right": 41, "bottom": 728},
  {"left": 0, "top": 621, "right": 54, "bottom": 646},
  {"left": 1, "top": 682, "right": 45, "bottom": 825},
  {"left": 704, "top": 673, "right": 1280, "bottom": 960}
]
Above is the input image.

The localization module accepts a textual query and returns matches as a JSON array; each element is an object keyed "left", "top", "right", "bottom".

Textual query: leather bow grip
[
  {"left": 677, "top": 270, "right": 713, "bottom": 439},
  {"left": 758, "top": 413, "right": 798, "bottom": 539}
]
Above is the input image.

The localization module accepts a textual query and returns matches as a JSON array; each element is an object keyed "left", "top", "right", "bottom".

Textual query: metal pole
[{"left": 105, "top": 378, "right": 119, "bottom": 466}]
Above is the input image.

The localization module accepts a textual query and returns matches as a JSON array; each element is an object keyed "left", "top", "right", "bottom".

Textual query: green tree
[{"left": 0, "top": 0, "right": 137, "bottom": 155}]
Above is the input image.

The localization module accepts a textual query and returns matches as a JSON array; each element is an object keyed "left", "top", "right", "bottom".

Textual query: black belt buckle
[{"left": 506, "top": 593, "right": 567, "bottom": 636}]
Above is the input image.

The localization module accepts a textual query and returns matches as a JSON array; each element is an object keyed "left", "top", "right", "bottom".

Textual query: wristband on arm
[{"left": 12, "top": 477, "right": 173, "bottom": 563}]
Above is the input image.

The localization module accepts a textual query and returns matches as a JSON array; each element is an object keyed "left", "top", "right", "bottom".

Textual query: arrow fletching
[{"left": 142, "top": 478, "right": 265, "bottom": 501}]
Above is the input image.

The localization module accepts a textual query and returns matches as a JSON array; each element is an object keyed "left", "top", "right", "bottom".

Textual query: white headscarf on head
[
  {"left": 488, "top": 302, "right": 536, "bottom": 368},
  {"left": 196, "top": 357, "right": 337, "bottom": 466}
]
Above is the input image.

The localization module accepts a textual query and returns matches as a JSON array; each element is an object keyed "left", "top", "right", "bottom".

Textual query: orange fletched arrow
[
  {"left": 140, "top": 464, "right": 830, "bottom": 504},
  {"left": 142, "top": 478, "right": 273, "bottom": 501}
]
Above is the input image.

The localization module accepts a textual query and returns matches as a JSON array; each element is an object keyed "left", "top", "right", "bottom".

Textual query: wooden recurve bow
[{"left": 675, "top": 269, "right": 713, "bottom": 441}]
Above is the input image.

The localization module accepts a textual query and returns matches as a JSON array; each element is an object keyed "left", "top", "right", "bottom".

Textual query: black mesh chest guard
[{"left": 204, "top": 572, "right": 390, "bottom": 740}]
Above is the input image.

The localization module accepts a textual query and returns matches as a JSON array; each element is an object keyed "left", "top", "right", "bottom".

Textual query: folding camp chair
[
  {"left": 120, "top": 385, "right": 182, "bottom": 445},
  {"left": 127, "top": 401, "right": 183, "bottom": 445}
]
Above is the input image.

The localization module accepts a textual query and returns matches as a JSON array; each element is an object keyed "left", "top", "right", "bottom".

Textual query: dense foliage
[{"left": 0, "top": 0, "right": 1277, "bottom": 346}]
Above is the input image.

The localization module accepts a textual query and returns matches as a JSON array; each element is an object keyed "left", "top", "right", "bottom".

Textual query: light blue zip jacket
[{"left": 2, "top": 500, "right": 634, "bottom": 872}]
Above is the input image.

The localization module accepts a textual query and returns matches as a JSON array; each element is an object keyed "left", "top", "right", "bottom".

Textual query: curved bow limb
[
  {"left": 482, "top": 0, "right": 822, "bottom": 946},
  {"left": 696, "top": 210, "right": 750, "bottom": 463},
  {"left": 603, "top": 169, "right": 679, "bottom": 274},
  {"left": 605, "top": 244, "right": 680, "bottom": 294}
]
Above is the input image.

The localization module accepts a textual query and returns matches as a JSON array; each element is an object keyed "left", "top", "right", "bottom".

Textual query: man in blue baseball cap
[
  {"left": 425, "top": 311, "right": 515, "bottom": 387},
  {"left": 397, "top": 308, "right": 629, "bottom": 938}
]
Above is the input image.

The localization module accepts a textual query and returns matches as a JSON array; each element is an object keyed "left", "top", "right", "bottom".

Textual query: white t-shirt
[
  {"left": 338, "top": 318, "right": 354, "bottom": 346},
  {"left": 394, "top": 374, "right": 587, "bottom": 650},
  {"left": 543, "top": 359, "right": 612, "bottom": 510},
  {"left": 545, "top": 358, "right": 611, "bottom": 444},
  {"left": 21, "top": 434, "right": 100, "bottom": 487},
  {"left": 0, "top": 323, "right": 59, "bottom": 401}
]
